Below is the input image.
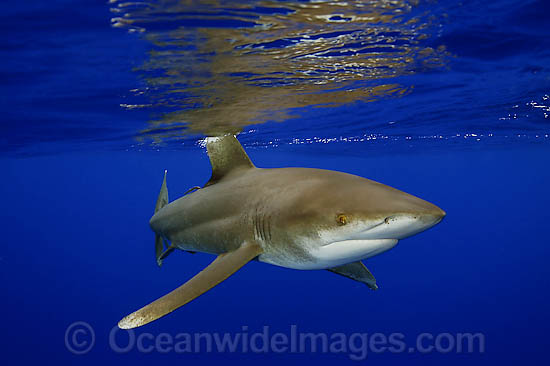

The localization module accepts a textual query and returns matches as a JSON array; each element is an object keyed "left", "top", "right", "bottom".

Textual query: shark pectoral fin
[
  {"left": 118, "top": 241, "right": 263, "bottom": 329},
  {"left": 327, "top": 261, "right": 378, "bottom": 290}
]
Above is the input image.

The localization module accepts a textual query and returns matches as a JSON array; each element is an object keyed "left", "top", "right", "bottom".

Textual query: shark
[{"left": 118, "top": 135, "right": 445, "bottom": 329}]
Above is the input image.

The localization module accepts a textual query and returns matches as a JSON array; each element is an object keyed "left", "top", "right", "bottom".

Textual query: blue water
[{"left": 1, "top": 0, "right": 550, "bottom": 364}]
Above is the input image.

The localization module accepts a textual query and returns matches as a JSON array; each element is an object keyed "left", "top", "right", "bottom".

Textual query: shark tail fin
[{"left": 155, "top": 170, "right": 169, "bottom": 267}]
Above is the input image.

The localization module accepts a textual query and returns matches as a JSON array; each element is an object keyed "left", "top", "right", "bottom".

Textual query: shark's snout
[
  {"left": 400, "top": 204, "right": 445, "bottom": 226},
  {"left": 401, "top": 211, "right": 443, "bottom": 237},
  {"left": 426, "top": 207, "right": 446, "bottom": 225},
  {"left": 391, "top": 204, "right": 445, "bottom": 238},
  {"left": 353, "top": 207, "right": 445, "bottom": 241}
]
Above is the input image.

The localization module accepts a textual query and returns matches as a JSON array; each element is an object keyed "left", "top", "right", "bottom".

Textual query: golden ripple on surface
[{"left": 110, "top": 0, "right": 448, "bottom": 141}]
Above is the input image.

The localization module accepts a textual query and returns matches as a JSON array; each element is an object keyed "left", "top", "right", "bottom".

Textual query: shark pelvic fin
[
  {"left": 119, "top": 241, "right": 263, "bottom": 329},
  {"left": 204, "top": 135, "right": 254, "bottom": 187},
  {"left": 327, "top": 261, "right": 378, "bottom": 290},
  {"left": 154, "top": 170, "right": 169, "bottom": 266}
]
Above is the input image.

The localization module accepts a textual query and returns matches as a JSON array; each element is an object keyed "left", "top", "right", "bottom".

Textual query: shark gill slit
[
  {"left": 253, "top": 206, "right": 261, "bottom": 241},
  {"left": 253, "top": 204, "right": 265, "bottom": 242},
  {"left": 261, "top": 212, "right": 268, "bottom": 242},
  {"left": 267, "top": 216, "right": 272, "bottom": 242}
]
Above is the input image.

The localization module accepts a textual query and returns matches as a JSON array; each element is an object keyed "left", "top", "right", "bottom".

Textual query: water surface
[{"left": 2, "top": 0, "right": 549, "bottom": 154}]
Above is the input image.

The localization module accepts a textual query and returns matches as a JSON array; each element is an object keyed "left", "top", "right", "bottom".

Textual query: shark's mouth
[{"left": 313, "top": 239, "right": 399, "bottom": 269}]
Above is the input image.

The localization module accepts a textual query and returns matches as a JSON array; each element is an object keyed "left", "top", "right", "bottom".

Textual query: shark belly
[{"left": 258, "top": 239, "right": 398, "bottom": 270}]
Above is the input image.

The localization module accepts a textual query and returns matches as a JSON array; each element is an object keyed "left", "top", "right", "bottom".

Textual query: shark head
[{"left": 265, "top": 168, "right": 445, "bottom": 269}]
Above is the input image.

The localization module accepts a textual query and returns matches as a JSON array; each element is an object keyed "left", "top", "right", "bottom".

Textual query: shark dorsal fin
[{"left": 204, "top": 135, "right": 254, "bottom": 187}]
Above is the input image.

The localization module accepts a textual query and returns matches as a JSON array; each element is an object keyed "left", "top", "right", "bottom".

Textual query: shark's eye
[{"left": 337, "top": 214, "right": 348, "bottom": 226}]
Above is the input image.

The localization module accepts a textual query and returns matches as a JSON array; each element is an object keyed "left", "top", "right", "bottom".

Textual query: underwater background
[{"left": 1, "top": 0, "right": 549, "bottom": 364}]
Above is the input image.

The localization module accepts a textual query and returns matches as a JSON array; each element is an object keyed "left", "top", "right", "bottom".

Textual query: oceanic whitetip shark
[{"left": 118, "top": 135, "right": 445, "bottom": 329}]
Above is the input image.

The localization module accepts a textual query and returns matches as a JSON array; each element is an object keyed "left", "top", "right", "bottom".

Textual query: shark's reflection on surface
[{"left": 111, "top": 0, "right": 448, "bottom": 142}]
